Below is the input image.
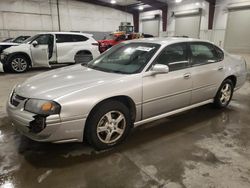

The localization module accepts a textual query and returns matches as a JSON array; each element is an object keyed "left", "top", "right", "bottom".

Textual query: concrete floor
[{"left": 0, "top": 56, "right": 250, "bottom": 188}]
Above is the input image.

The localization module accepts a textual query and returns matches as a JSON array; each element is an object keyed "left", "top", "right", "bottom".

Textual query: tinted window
[
  {"left": 35, "top": 34, "right": 53, "bottom": 45},
  {"left": 56, "top": 34, "right": 88, "bottom": 43},
  {"left": 72, "top": 35, "right": 88, "bottom": 42},
  {"left": 214, "top": 45, "right": 224, "bottom": 61},
  {"left": 155, "top": 43, "right": 189, "bottom": 71},
  {"left": 190, "top": 43, "right": 218, "bottom": 65}
]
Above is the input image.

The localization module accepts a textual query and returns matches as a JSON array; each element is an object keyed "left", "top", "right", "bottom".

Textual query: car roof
[
  {"left": 126, "top": 37, "right": 212, "bottom": 46},
  {"left": 37, "top": 32, "right": 93, "bottom": 37}
]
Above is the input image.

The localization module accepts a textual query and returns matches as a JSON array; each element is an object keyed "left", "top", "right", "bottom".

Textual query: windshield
[
  {"left": 86, "top": 42, "right": 160, "bottom": 74},
  {"left": 12, "top": 36, "right": 30, "bottom": 43},
  {"left": 22, "top": 34, "right": 40, "bottom": 43},
  {"left": 105, "top": 34, "right": 116, "bottom": 40}
]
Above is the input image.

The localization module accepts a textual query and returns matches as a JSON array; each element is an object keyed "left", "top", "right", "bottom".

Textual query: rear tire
[
  {"left": 85, "top": 100, "right": 132, "bottom": 150},
  {"left": 214, "top": 79, "right": 234, "bottom": 108},
  {"left": 8, "top": 55, "right": 29, "bottom": 73},
  {"left": 74, "top": 51, "right": 93, "bottom": 64}
]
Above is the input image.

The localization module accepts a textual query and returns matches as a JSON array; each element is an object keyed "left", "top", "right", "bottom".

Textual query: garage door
[
  {"left": 175, "top": 15, "right": 201, "bottom": 38},
  {"left": 142, "top": 19, "right": 160, "bottom": 37},
  {"left": 224, "top": 9, "right": 250, "bottom": 53}
]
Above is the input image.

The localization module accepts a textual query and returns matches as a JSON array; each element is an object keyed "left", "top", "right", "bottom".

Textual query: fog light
[{"left": 29, "top": 115, "right": 46, "bottom": 133}]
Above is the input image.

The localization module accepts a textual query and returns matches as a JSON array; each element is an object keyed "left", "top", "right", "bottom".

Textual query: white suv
[{"left": 0, "top": 32, "right": 100, "bottom": 73}]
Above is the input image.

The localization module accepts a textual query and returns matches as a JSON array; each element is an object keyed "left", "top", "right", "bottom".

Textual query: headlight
[{"left": 24, "top": 99, "right": 61, "bottom": 115}]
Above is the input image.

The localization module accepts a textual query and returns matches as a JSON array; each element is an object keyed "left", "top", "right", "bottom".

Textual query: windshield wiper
[{"left": 109, "top": 70, "right": 127, "bottom": 74}]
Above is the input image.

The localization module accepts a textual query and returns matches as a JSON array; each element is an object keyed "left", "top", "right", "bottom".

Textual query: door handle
[
  {"left": 183, "top": 73, "right": 191, "bottom": 79},
  {"left": 218, "top": 66, "right": 224, "bottom": 71}
]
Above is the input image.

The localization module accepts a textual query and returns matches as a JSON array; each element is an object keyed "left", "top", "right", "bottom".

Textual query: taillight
[{"left": 92, "top": 43, "right": 99, "bottom": 46}]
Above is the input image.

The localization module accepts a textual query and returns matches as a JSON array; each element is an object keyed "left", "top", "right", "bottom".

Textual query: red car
[{"left": 98, "top": 32, "right": 126, "bottom": 53}]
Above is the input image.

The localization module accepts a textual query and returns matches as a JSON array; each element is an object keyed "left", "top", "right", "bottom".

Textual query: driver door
[
  {"left": 142, "top": 43, "right": 192, "bottom": 119},
  {"left": 30, "top": 34, "right": 52, "bottom": 67}
]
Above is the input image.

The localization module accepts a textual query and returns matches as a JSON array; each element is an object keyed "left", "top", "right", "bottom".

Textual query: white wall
[
  {"left": 139, "top": 0, "right": 250, "bottom": 48},
  {"left": 0, "top": 0, "right": 133, "bottom": 41}
]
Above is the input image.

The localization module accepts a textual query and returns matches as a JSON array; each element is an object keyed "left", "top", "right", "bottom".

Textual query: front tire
[
  {"left": 85, "top": 100, "right": 132, "bottom": 150},
  {"left": 8, "top": 55, "right": 29, "bottom": 73},
  {"left": 214, "top": 79, "right": 234, "bottom": 108}
]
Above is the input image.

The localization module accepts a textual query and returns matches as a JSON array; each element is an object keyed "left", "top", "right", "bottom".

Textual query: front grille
[{"left": 10, "top": 92, "right": 26, "bottom": 107}]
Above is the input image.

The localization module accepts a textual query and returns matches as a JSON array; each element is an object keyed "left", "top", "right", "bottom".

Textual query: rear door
[
  {"left": 56, "top": 34, "right": 89, "bottom": 63},
  {"left": 189, "top": 42, "right": 225, "bottom": 104},
  {"left": 142, "top": 43, "right": 192, "bottom": 119},
  {"left": 30, "top": 34, "right": 52, "bottom": 67}
]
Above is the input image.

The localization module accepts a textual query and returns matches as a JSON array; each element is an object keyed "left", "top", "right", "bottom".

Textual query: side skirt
[{"left": 134, "top": 99, "right": 214, "bottom": 127}]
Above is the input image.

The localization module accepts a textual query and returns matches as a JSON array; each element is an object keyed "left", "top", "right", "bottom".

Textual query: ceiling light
[
  {"left": 175, "top": 0, "right": 182, "bottom": 3},
  {"left": 195, "top": 2, "right": 200, "bottom": 6},
  {"left": 111, "top": 0, "right": 116, "bottom": 4},
  {"left": 139, "top": 6, "right": 144, "bottom": 10}
]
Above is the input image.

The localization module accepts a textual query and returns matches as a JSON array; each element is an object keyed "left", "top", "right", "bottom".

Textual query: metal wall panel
[
  {"left": 142, "top": 19, "right": 160, "bottom": 37},
  {"left": 225, "top": 9, "right": 250, "bottom": 53},
  {"left": 175, "top": 15, "right": 201, "bottom": 38}
]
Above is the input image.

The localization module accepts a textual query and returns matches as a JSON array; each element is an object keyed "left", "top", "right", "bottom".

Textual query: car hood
[{"left": 15, "top": 64, "right": 126, "bottom": 100}]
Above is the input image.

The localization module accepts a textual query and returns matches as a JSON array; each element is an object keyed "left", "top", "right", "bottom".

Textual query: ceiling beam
[
  {"left": 139, "top": 0, "right": 168, "bottom": 9},
  {"left": 206, "top": 0, "right": 216, "bottom": 29}
]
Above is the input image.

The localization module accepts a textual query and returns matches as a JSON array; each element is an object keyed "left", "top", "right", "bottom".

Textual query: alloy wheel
[
  {"left": 11, "top": 58, "right": 28, "bottom": 72},
  {"left": 96, "top": 111, "right": 126, "bottom": 144},
  {"left": 219, "top": 83, "right": 232, "bottom": 105}
]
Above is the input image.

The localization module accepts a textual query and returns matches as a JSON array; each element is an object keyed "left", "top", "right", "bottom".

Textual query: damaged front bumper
[{"left": 6, "top": 93, "right": 86, "bottom": 143}]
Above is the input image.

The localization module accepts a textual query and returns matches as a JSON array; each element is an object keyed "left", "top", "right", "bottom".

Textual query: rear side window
[
  {"left": 56, "top": 34, "right": 88, "bottom": 43},
  {"left": 72, "top": 35, "right": 89, "bottom": 42},
  {"left": 155, "top": 43, "right": 189, "bottom": 71},
  {"left": 190, "top": 43, "right": 219, "bottom": 66},
  {"left": 214, "top": 45, "right": 224, "bottom": 61}
]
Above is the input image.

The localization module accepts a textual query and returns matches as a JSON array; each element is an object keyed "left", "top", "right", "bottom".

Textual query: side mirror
[
  {"left": 151, "top": 64, "right": 169, "bottom": 75},
  {"left": 32, "top": 40, "right": 38, "bottom": 47}
]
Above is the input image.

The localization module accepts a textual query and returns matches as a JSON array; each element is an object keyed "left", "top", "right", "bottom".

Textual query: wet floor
[{"left": 0, "top": 68, "right": 250, "bottom": 188}]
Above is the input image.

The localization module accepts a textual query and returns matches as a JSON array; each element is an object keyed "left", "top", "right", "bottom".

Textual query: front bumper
[{"left": 6, "top": 96, "right": 86, "bottom": 143}]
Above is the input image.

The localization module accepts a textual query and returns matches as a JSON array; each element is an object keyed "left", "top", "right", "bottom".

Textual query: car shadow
[{"left": 17, "top": 104, "right": 235, "bottom": 169}]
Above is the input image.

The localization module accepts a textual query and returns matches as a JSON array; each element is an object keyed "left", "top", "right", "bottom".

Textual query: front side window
[
  {"left": 87, "top": 42, "right": 160, "bottom": 74},
  {"left": 154, "top": 43, "right": 189, "bottom": 71},
  {"left": 34, "top": 34, "right": 53, "bottom": 45},
  {"left": 190, "top": 43, "right": 218, "bottom": 66}
]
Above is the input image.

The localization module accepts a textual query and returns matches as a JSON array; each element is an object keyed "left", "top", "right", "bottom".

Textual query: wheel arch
[
  {"left": 85, "top": 95, "right": 137, "bottom": 129},
  {"left": 75, "top": 50, "right": 92, "bottom": 56},
  {"left": 7, "top": 52, "right": 32, "bottom": 66},
  {"left": 224, "top": 75, "right": 237, "bottom": 87},
  {"left": 74, "top": 50, "right": 93, "bottom": 64}
]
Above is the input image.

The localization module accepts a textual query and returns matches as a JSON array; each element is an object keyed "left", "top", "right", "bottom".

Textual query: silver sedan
[{"left": 7, "top": 38, "right": 247, "bottom": 150}]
